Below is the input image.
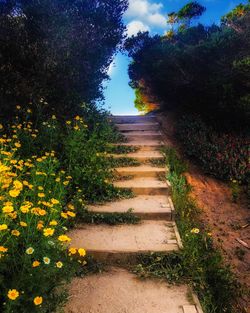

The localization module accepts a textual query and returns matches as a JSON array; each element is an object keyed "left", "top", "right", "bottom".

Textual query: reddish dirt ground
[{"left": 157, "top": 112, "right": 250, "bottom": 311}]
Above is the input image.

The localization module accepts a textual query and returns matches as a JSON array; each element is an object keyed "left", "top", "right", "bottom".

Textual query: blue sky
[{"left": 103, "top": 0, "right": 247, "bottom": 115}]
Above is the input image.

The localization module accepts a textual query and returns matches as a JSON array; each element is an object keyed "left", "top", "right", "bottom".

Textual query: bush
[
  {"left": 0, "top": 103, "right": 124, "bottom": 312},
  {"left": 176, "top": 115, "right": 249, "bottom": 182},
  {"left": 0, "top": 127, "right": 85, "bottom": 312}
]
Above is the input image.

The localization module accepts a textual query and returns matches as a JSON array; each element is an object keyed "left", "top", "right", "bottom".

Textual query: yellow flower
[
  {"left": 8, "top": 211, "right": 17, "bottom": 220},
  {"left": 43, "top": 257, "right": 50, "bottom": 264},
  {"left": 38, "top": 186, "right": 44, "bottom": 191},
  {"left": 56, "top": 261, "right": 63, "bottom": 268},
  {"left": 51, "top": 198, "right": 59, "bottom": 205},
  {"left": 32, "top": 260, "right": 40, "bottom": 268},
  {"left": 38, "top": 193, "right": 45, "bottom": 198},
  {"left": 27, "top": 109, "right": 32, "bottom": 113},
  {"left": 67, "top": 204, "right": 75, "bottom": 210},
  {"left": 2, "top": 205, "right": 14, "bottom": 213},
  {"left": 11, "top": 230, "right": 20, "bottom": 237},
  {"left": 0, "top": 246, "right": 8, "bottom": 253},
  {"left": 26, "top": 247, "right": 34, "bottom": 255},
  {"left": 34, "top": 296, "right": 43, "bottom": 306},
  {"left": 67, "top": 211, "right": 76, "bottom": 218},
  {"left": 66, "top": 120, "right": 71, "bottom": 125},
  {"left": 37, "top": 221, "right": 44, "bottom": 230},
  {"left": 58, "top": 235, "right": 71, "bottom": 242},
  {"left": 43, "top": 228, "right": 55, "bottom": 237},
  {"left": 38, "top": 209, "right": 46, "bottom": 216},
  {"left": 61, "top": 212, "right": 68, "bottom": 219},
  {"left": 16, "top": 105, "right": 21, "bottom": 110},
  {"left": 51, "top": 115, "right": 56, "bottom": 120},
  {"left": 9, "top": 189, "right": 20, "bottom": 198},
  {"left": 55, "top": 177, "right": 60, "bottom": 182},
  {"left": 20, "top": 205, "right": 30, "bottom": 213},
  {"left": 20, "top": 221, "right": 27, "bottom": 227},
  {"left": 14, "top": 142, "right": 21, "bottom": 148},
  {"left": 78, "top": 248, "right": 86, "bottom": 257},
  {"left": 7, "top": 289, "right": 19, "bottom": 300},
  {"left": 68, "top": 247, "right": 77, "bottom": 255},
  {"left": 0, "top": 124, "right": 3, "bottom": 129},
  {"left": 190, "top": 228, "right": 200, "bottom": 234},
  {"left": 0, "top": 224, "right": 8, "bottom": 231},
  {"left": 63, "top": 181, "right": 69, "bottom": 186},
  {"left": 49, "top": 220, "right": 58, "bottom": 226},
  {"left": 13, "top": 180, "right": 23, "bottom": 190}
]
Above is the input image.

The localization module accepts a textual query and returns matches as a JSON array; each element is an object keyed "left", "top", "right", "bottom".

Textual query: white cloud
[
  {"left": 127, "top": 20, "right": 150, "bottom": 37},
  {"left": 125, "top": 0, "right": 166, "bottom": 32},
  {"left": 147, "top": 13, "right": 166, "bottom": 27},
  {"left": 107, "top": 60, "right": 116, "bottom": 77},
  {"left": 125, "top": 0, "right": 149, "bottom": 17}
]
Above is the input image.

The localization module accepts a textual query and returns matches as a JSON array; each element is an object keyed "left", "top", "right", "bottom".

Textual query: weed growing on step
[
  {"left": 133, "top": 252, "right": 185, "bottom": 284},
  {"left": 147, "top": 158, "right": 165, "bottom": 167},
  {"left": 76, "top": 256, "right": 106, "bottom": 276},
  {"left": 133, "top": 147, "right": 244, "bottom": 313},
  {"left": 109, "top": 157, "right": 141, "bottom": 167},
  {"left": 76, "top": 208, "right": 140, "bottom": 225},
  {"left": 105, "top": 144, "right": 139, "bottom": 154},
  {"left": 112, "top": 174, "right": 134, "bottom": 182}
]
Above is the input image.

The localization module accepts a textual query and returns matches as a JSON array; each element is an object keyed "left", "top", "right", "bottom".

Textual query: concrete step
[
  {"left": 65, "top": 267, "right": 201, "bottom": 313},
  {"left": 116, "top": 123, "right": 159, "bottom": 132},
  {"left": 68, "top": 221, "right": 180, "bottom": 263},
  {"left": 88, "top": 195, "right": 174, "bottom": 220},
  {"left": 112, "top": 115, "right": 157, "bottom": 124},
  {"left": 115, "top": 165, "right": 166, "bottom": 177},
  {"left": 126, "top": 138, "right": 164, "bottom": 146},
  {"left": 114, "top": 177, "right": 170, "bottom": 195},
  {"left": 124, "top": 131, "right": 163, "bottom": 141},
  {"left": 111, "top": 150, "right": 164, "bottom": 162},
  {"left": 113, "top": 142, "right": 163, "bottom": 151}
]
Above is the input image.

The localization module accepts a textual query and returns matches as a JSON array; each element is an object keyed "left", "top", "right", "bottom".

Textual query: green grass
[
  {"left": 76, "top": 208, "right": 140, "bottom": 225},
  {"left": 106, "top": 144, "right": 139, "bottom": 154},
  {"left": 133, "top": 147, "right": 244, "bottom": 313},
  {"left": 147, "top": 158, "right": 166, "bottom": 167},
  {"left": 109, "top": 157, "right": 141, "bottom": 167}
]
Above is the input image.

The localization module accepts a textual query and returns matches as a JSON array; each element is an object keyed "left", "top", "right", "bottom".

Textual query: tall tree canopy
[
  {"left": 126, "top": 1, "right": 250, "bottom": 131},
  {"left": 0, "top": 0, "right": 128, "bottom": 118}
]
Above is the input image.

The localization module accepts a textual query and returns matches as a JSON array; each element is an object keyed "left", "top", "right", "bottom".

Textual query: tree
[
  {"left": 0, "top": 0, "right": 128, "bottom": 118},
  {"left": 125, "top": 2, "right": 250, "bottom": 130},
  {"left": 167, "top": 1, "right": 206, "bottom": 29}
]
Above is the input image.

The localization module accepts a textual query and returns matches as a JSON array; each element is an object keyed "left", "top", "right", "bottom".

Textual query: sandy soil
[{"left": 157, "top": 111, "right": 250, "bottom": 310}]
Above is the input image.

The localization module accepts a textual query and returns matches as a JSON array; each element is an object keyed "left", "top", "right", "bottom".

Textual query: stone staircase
[{"left": 65, "top": 115, "right": 203, "bottom": 313}]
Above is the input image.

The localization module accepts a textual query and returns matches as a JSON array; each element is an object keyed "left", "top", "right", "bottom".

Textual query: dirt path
[{"left": 64, "top": 115, "right": 203, "bottom": 313}]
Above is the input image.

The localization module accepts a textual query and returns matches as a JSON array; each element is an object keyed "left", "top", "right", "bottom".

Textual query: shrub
[
  {"left": 0, "top": 103, "right": 123, "bottom": 312},
  {"left": 176, "top": 115, "right": 249, "bottom": 182},
  {"left": 0, "top": 127, "right": 86, "bottom": 312}
]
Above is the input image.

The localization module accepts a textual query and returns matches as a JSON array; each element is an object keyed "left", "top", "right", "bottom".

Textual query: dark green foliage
[
  {"left": 126, "top": 3, "right": 250, "bottom": 131},
  {"left": 105, "top": 144, "right": 139, "bottom": 154},
  {"left": 176, "top": 115, "right": 249, "bottom": 181},
  {"left": 0, "top": 0, "right": 128, "bottom": 119},
  {"left": 109, "top": 156, "right": 141, "bottom": 167},
  {"left": 76, "top": 208, "right": 140, "bottom": 225},
  {"left": 134, "top": 252, "right": 185, "bottom": 284}
]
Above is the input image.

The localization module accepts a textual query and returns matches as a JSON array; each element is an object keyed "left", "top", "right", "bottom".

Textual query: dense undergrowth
[
  {"left": 176, "top": 114, "right": 249, "bottom": 182},
  {"left": 134, "top": 147, "right": 245, "bottom": 313},
  {"left": 0, "top": 105, "right": 131, "bottom": 312}
]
